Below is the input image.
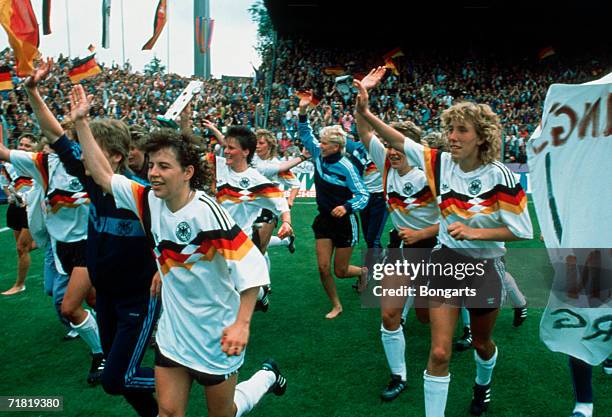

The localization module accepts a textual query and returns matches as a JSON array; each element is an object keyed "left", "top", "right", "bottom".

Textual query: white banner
[{"left": 528, "top": 72, "right": 612, "bottom": 365}]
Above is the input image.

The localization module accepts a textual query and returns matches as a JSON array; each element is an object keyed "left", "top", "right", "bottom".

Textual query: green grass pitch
[{"left": 0, "top": 201, "right": 609, "bottom": 416}]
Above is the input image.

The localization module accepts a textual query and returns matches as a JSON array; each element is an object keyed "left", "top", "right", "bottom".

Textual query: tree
[
  {"left": 248, "top": 0, "right": 275, "bottom": 57},
  {"left": 144, "top": 56, "right": 166, "bottom": 76}
]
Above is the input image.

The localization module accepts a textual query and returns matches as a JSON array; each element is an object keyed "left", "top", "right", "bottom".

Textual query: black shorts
[
  {"left": 55, "top": 240, "right": 87, "bottom": 276},
  {"left": 6, "top": 204, "right": 28, "bottom": 231},
  {"left": 425, "top": 245, "right": 504, "bottom": 315},
  {"left": 312, "top": 212, "right": 359, "bottom": 248},
  {"left": 254, "top": 208, "right": 278, "bottom": 225},
  {"left": 154, "top": 347, "right": 239, "bottom": 386}
]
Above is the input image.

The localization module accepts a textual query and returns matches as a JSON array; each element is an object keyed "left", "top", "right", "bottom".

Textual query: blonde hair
[
  {"left": 441, "top": 101, "right": 501, "bottom": 164},
  {"left": 89, "top": 119, "right": 131, "bottom": 171},
  {"left": 319, "top": 125, "right": 347, "bottom": 150},
  {"left": 255, "top": 128, "right": 278, "bottom": 159},
  {"left": 390, "top": 120, "right": 422, "bottom": 144},
  {"left": 422, "top": 131, "right": 449, "bottom": 151}
]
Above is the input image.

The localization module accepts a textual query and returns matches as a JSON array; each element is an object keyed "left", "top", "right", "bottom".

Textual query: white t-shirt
[
  {"left": 368, "top": 136, "right": 438, "bottom": 231},
  {"left": 112, "top": 174, "right": 269, "bottom": 374},
  {"left": 402, "top": 139, "right": 533, "bottom": 258}
]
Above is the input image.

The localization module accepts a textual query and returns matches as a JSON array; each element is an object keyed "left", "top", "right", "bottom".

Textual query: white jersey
[
  {"left": 251, "top": 154, "right": 301, "bottom": 190},
  {"left": 368, "top": 136, "right": 438, "bottom": 231},
  {"left": 1, "top": 161, "right": 34, "bottom": 206},
  {"left": 9, "top": 151, "right": 89, "bottom": 243},
  {"left": 112, "top": 174, "right": 269, "bottom": 375},
  {"left": 403, "top": 139, "right": 532, "bottom": 258},
  {"left": 215, "top": 156, "right": 289, "bottom": 238}
]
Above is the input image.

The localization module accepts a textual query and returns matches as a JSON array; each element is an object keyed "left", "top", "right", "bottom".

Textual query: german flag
[
  {"left": 0, "top": 0, "right": 40, "bottom": 77},
  {"left": 323, "top": 66, "right": 345, "bottom": 76},
  {"left": 295, "top": 90, "right": 320, "bottom": 106},
  {"left": 384, "top": 58, "right": 399, "bottom": 76},
  {"left": 383, "top": 47, "right": 404, "bottom": 60},
  {"left": 0, "top": 65, "right": 13, "bottom": 91},
  {"left": 68, "top": 54, "right": 102, "bottom": 83},
  {"left": 142, "top": 0, "right": 167, "bottom": 50},
  {"left": 537, "top": 46, "right": 555, "bottom": 60}
]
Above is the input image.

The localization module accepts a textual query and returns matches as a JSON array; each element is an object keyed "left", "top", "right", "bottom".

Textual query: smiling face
[
  {"left": 224, "top": 137, "right": 249, "bottom": 169},
  {"left": 18, "top": 137, "right": 35, "bottom": 151},
  {"left": 319, "top": 137, "right": 340, "bottom": 158},
  {"left": 386, "top": 143, "right": 408, "bottom": 171},
  {"left": 446, "top": 119, "right": 484, "bottom": 164},
  {"left": 256, "top": 137, "right": 270, "bottom": 159},
  {"left": 147, "top": 147, "right": 193, "bottom": 201},
  {"left": 128, "top": 146, "right": 145, "bottom": 171}
]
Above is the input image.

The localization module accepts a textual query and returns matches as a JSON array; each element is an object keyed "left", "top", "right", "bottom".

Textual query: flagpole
[
  {"left": 121, "top": 0, "right": 126, "bottom": 65},
  {"left": 65, "top": 0, "right": 72, "bottom": 57},
  {"left": 166, "top": 0, "right": 170, "bottom": 73}
]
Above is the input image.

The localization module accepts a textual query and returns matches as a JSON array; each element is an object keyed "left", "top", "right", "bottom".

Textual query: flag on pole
[
  {"left": 295, "top": 90, "right": 320, "bottom": 106},
  {"left": 102, "top": 0, "right": 111, "bottom": 48},
  {"left": 383, "top": 47, "right": 404, "bottom": 60},
  {"left": 68, "top": 54, "right": 102, "bottom": 83},
  {"left": 42, "top": 0, "right": 51, "bottom": 35},
  {"left": 0, "top": 66, "right": 14, "bottom": 91},
  {"left": 537, "top": 46, "right": 555, "bottom": 60},
  {"left": 142, "top": 0, "right": 167, "bottom": 50},
  {"left": 195, "top": 16, "right": 215, "bottom": 54},
  {"left": 0, "top": 0, "right": 41, "bottom": 77},
  {"left": 384, "top": 58, "right": 399, "bottom": 76}
]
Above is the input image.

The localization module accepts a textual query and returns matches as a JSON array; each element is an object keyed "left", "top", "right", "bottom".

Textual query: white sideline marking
[
  {"left": 294, "top": 201, "right": 317, "bottom": 205},
  {"left": 0, "top": 227, "right": 10, "bottom": 233}
]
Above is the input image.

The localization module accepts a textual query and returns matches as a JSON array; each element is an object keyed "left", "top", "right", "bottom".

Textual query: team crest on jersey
[
  {"left": 117, "top": 220, "right": 133, "bottom": 236},
  {"left": 239, "top": 177, "right": 250, "bottom": 188},
  {"left": 468, "top": 179, "right": 482, "bottom": 195},
  {"left": 441, "top": 183, "right": 450, "bottom": 192},
  {"left": 175, "top": 221, "right": 192, "bottom": 242},
  {"left": 403, "top": 182, "right": 414, "bottom": 196},
  {"left": 69, "top": 178, "right": 82, "bottom": 191}
]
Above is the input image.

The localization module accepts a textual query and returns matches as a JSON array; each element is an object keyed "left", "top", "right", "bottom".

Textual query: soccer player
[
  {"left": 70, "top": 84, "right": 287, "bottom": 417},
  {"left": 297, "top": 90, "right": 370, "bottom": 319},
  {"left": 355, "top": 110, "right": 439, "bottom": 401},
  {"left": 0, "top": 134, "right": 36, "bottom": 295},
  {"left": 355, "top": 73, "right": 533, "bottom": 416}
]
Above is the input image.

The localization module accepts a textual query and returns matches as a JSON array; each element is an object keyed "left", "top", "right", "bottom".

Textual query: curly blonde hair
[
  {"left": 255, "top": 129, "right": 278, "bottom": 159},
  {"left": 441, "top": 101, "right": 501, "bottom": 164},
  {"left": 391, "top": 120, "right": 422, "bottom": 144},
  {"left": 421, "top": 131, "right": 449, "bottom": 151},
  {"left": 319, "top": 125, "right": 347, "bottom": 150}
]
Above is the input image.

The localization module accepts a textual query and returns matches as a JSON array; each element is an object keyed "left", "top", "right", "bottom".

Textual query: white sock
[
  {"left": 380, "top": 324, "right": 406, "bottom": 381},
  {"left": 573, "top": 402, "right": 593, "bottom": 417},
  {"left": 70, "top": 309, "right": 102, "bottom": 354},
  {"left": 257, "top": 287, "right": 265, "bottom": 301},
  {"left": 234, "top": 369, "right": 276, "bottom": 417},
  {"left": 461, "top": 307, "right": 471, "bottom": 328},
  {"left": 268, "top": 236, "right": 290, "bottom": 248},
  {"left": 423, "top": 371, "right": 450, "bottom": 417},
  {"left": 474, "top": 346, "right": 498, "bottom": 386},
  {"left": 401, "top": 295, "right": 414, "bottom": 322},
  {"left": 264, "top": 252, "right": 271, "bottom": 272},
  {"left": 502, "top": 272, "right": 527, "bottom": 307}
]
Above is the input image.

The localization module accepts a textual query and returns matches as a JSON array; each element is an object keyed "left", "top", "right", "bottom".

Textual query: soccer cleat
[
  {"left": 454, "top": 327, "right": 473, "bottom": 352},
  {"left": 470, "top": 383, "right": 491, "bottom": 416},
  {"left": 261, "top": 358, "right": 287, "bottom": 396},
  {"left": 569, "top": 413, "right": 587, "bottom": 417},
  {"left": 255, "top": 285, "right": 270, "bottom": 313},
  {"left": 603, "top": 358, "right": 612, "bottom": 375},
  {"left": 513, "top": 305, "right": 528, "bottom": 327},
  {"left": 63, "top": 329, "right": 80, "bottom": 341},
  {"left": 380, "top": 374, "right": 407, "bottom": 402},
  {"left": 287, "top": 235, "right": 296, "bottom": 254},
  {"left": 87, "top": 353, "right": 105, "bottom": 386}
]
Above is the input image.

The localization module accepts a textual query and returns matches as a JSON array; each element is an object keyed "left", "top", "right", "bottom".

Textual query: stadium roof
[{"left": 263, "top": 1, "right": 611, "bottom": 56}]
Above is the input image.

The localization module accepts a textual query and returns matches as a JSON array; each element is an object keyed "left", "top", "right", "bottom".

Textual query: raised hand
[
  {"left": 69, "top": 84, "right": 94, "bottom": 122},
  {"left": 360, "top": 66, "right": 387, "bottom": 90},
  {"left": 298, "top": 89, "right": 314, "bottom": 114},
  {"left": 353, "top": 79, "right": 370, "bottom": 114},
  {"left": 24, "top": 58, "right": 54, "bottom": 89}
]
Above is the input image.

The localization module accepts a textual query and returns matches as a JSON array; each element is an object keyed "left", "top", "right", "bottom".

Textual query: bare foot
[
  {"left": 1, "top": 285, "right": 26, "bottom": 296},
  {"left": 325, "top": 306, "right": 343, "bottom": 319}
]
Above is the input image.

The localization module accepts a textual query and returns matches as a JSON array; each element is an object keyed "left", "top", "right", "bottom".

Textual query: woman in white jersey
[
  {"left": 70, "top": 85, "right": 287, "bottom": 417},
  {"left": 356, "top": 113, "right": 440, "bottom": 402},
  {"left": 354, "top": 73, "right": 533, "bottom": 417}
]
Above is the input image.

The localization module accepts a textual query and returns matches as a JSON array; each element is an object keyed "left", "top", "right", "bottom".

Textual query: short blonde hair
[
  {"left": 441, "top": 101, "right": 501, "bottom": 164},
  {"left": 319, "top": 125, "right": 347, "bottom": 150},
  {"left": 391, "top": 120, "right": 422, "bottom": 144},
  {"left": 255, "top": 129, "right": 278, "bottom": 159},
  {"left": 421, "top": 131, "right": 449, "bottom": 151}
]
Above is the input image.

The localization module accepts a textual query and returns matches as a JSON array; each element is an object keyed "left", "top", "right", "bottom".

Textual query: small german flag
[
  {"left": 0, "top": 66, "right": 14, "bottom": 91},
  {"left": 383, "top": 47, "right": 404, "bottom": 60},
  {"left": 68, "top": 54, "right": 101, "bottom": 83},
  {"left": 537, "top": 46, "right": 555, "bottom": 60},
  {"left": 384, "top": 58, "right": 399, "bottom": 76}
]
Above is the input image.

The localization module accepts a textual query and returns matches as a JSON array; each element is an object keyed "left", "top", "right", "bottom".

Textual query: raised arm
[
  {"left": 354, "top": 110, "right": 374, "bottom": 150},
  {"left": 69, "top": 85, "right": 114, "bottom": 193},
  {"left": 353, "top": 79, "right": 406, "bottom": 153},
  {"left": 0, "top": 129, "right": 9, "bottom": 161},
  {"left": 203, "top": 119, "right": 225, "bottom": 147},
  {"left": 297, "top": 90, "right": 320, "bottom": 157},
  {"left": 23, "top": 58, "right": 64, "bottom": 142}
]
